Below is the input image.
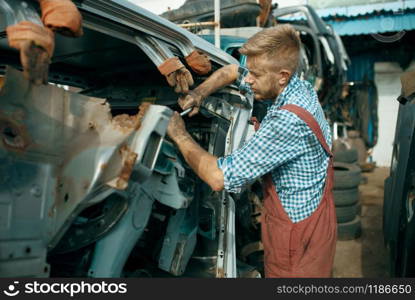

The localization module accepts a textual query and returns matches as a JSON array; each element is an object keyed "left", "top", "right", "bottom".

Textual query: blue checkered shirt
[{"left": 217, "top": 72, "right": 332, "bottom": 223}]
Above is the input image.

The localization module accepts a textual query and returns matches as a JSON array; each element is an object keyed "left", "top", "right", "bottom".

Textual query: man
[{"left": 167, "top": 24, "right": 337, "bottom": 278}]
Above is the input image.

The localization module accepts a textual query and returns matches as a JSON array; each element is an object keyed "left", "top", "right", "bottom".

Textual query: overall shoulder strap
[{"left": 279, "top": 104, "right": 332, "bottom": 157}]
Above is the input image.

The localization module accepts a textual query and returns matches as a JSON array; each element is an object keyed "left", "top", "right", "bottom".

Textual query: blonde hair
[{"left": 239, "top": 24, "right": 300, "bottom": 73}]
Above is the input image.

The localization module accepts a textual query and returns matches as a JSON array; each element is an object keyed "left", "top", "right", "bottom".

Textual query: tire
[
  {"left": 333, "top": 188, "right": 359, "bottom": 206},
  {"left": 336, "top": 204, "right": 358, "bottom": 223},
  {"left": 334, "top": 148, "right": 358, "bottom": 164},
  {"left": 356, "top": 200, "right": 362, "bottom": 216},
  {"left": 397, "top": 218, "right": 415, "bottom": 277},
  {"left": 334, "top": 162, "right": 361, "bottom": 190},
  {"left": 332, "top": 139, "right": 347, "bottom": 153},
  {"left": 337, "top": 216, "right": 362, "bottom": 241},
  {"left": 347, "top": 137, "right": 367, "bottom": 164}
]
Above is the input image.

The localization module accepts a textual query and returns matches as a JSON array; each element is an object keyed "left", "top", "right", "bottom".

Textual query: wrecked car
[
  {"left": 170, "top": 3, "right": 350, "bottom": 124},
  {"left": 161, "top": 0, "right": 275, "bottom": 28},
  {"left": 0, "top": 0, "right": 259, "bottom": 278}
]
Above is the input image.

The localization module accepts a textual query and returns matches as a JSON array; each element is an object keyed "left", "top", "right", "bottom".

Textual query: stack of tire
[{"left": 333, "top": 147, "right": 362, "bottom": 240}]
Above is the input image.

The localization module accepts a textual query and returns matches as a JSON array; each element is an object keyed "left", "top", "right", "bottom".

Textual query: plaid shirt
[{"left": 217, "top": 72, "right": 332, "bottom": 223}]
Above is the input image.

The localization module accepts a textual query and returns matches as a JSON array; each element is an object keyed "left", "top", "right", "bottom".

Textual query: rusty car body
[{"left": 0, "top": 0, "right": 256, "bottom": 278}]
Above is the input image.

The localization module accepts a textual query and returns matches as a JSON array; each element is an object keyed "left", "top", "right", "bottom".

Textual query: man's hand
[
  {"left": 166, "top": 67, "right": 194, "bottom": 94},
  {"left": 178, "top": 90, "right": 203, "bottom": 117},
  {"left": 166, "top": 111, "right": 224, "bottom": 192},
  {"left": 175, "top": 64, "right": 239, "bottom": 117},
  {"left": 167, "top": 112, "right": 187, "bottom": 142},
  {"left": 38, "top": 0, "right": 83, "bottom": 37},
  {"left": 158, "top": 57, "right": 194, "bottom": 94},
  {"left": 6, "top": 21, "right": 54, "bottom": 85}
]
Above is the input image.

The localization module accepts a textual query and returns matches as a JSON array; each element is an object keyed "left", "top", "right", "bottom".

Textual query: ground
[{"left": 333, "top": 167, "right": 390, "bottom": 277}]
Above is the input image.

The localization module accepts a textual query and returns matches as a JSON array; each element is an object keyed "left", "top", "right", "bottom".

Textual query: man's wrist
[{"left": 191, "top": 88, "right": 205, "bottom": 102}]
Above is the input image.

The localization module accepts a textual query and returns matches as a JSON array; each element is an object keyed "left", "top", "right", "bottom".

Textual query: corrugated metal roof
[
  {"left": 326, "top": 12, "right": 415, "bottom": 35},
  {"left": 317, "top": 0, "right": 415, "bottom": 18}
]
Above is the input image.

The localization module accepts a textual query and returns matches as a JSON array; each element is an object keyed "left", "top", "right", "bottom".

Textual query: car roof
[{"left": 76, "top": 0, "right": 239, "bottom": 66}]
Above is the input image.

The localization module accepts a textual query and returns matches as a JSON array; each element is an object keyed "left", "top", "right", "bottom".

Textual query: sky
[
  {"left": 128, "top": 0, "right": 307, "bottom": 15},
  {"left": 129, "top": 0, "right": 399, "bottom": 14}
]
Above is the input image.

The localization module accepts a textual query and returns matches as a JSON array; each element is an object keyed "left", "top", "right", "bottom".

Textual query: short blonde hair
[{"left": 239, "top": 24, "right": 300, "bottom": 73}]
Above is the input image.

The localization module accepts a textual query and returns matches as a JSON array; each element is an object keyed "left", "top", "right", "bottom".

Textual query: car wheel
[
  {"left": 391, "top": 218, "right": 415, "bottom": 277},
  {"left": 334, "top": 162, "right": 361, "bottom": 189},
  {"left": 394, "top": 180, "right": 415, "bottom": 277},
  {"left": 337, "top": 216, "right": 362, "bottom": 241},
  {"left": 400, "top": 221, "right": 415, "bottom": 277}
]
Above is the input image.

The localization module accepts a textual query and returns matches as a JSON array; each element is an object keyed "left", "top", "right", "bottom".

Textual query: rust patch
[
  {"left": 136, "top": 102, "right": 151, "bottom": 124},
  {"left": 115, "top": 145, "right": 138, "bottom": 190},
  {"left": 100, "top": 163, "right": 108, "bottom": 170},
  {"left": 88, "top": 122, "right": 96, "bottom": 130},
  {"left": 83, "top": 180, "right": 90, "bottom": 191},
  {"left": 112, "top": 114, "right": 139, "bottom": 133},
  {"left": 0, "top": 114, "right": 32, "bottom": 151},
  {"left": 111, "top": 102, "right": 151, "bottom": 133},
  {"left": 216, "top": 268, "right": 226, "bottom": 278}
]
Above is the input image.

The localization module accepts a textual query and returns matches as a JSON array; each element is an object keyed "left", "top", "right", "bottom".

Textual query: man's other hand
[
  {"left": 178, "top": 90, "right": 203, "bottom": 117},
  {"left": 38, "top": 0, "right": 83, "bottom": 37},
  {"left": 167, "top": 112, "right": 187, "bottom": 142}
]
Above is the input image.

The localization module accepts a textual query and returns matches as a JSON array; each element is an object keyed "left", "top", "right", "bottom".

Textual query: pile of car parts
[{"left": 160, "top": 0, "right": 274, "bottom": 28}]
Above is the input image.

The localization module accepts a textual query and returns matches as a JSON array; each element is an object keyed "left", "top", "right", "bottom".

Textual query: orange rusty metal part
[
  {"left": 137, "top": 102, "right": 151, "bottom": 122},
  {"left": 216, "top": 268, "right": 226, "bottom": 278},
  {"left": 112, "top": 102, "right": 151, "bottom": 190},
  {"left": 112, "top": 102, "right": 151, "bottom": 133},
  {"left": 115, "top": 144, "right": 138, "bottom": 190},
  {"left": 112, "top": 114, "right": 140, "bottom": 134}
]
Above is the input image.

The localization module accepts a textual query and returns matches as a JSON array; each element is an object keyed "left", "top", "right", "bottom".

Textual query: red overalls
[{"left": 254, "top": 104, "right": 337, "bottom": 278}]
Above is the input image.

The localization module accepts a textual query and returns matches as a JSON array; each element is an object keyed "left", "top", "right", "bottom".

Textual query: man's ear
[{"left": 278, "top": 69, "right": 291, "bottom": 86}]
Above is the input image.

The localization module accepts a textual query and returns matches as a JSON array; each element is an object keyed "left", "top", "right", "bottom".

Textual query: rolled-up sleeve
[{"left": 217, "top": 109, "right": 308, "bottom": 193}]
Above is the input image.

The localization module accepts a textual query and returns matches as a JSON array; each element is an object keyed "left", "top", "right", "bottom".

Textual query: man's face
[{"left": 244, "top": 54, "right": 289, "bottom": 101}]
